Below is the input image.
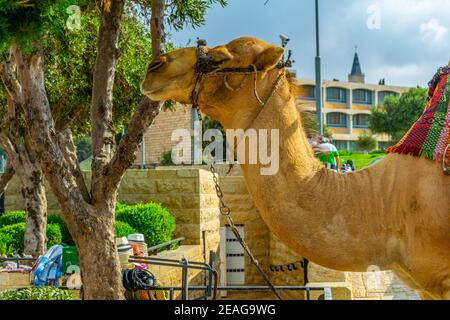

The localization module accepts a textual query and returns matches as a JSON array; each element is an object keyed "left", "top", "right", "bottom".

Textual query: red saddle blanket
[{"left": 386, "top": 66, "right": 450, "bottom": 164}]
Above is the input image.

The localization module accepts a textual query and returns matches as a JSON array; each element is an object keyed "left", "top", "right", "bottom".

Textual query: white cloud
[{"left": 420, "top": 18, "right": 448, "bottom": 44}]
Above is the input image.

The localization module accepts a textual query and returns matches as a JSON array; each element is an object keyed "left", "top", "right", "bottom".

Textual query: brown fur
[{"left": 141, "top": 37, "right": 450, "bottom": 299}]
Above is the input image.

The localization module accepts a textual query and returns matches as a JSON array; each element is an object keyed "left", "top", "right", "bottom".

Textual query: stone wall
[
  {"left": 135, "top": 104, "right": 193, "bottom": 166},
  {"left": 5, "top": 168, "right": 220, "bottom": 252},
  {"left": 345, "top": 271, "right": 420, "bottom": 300}
]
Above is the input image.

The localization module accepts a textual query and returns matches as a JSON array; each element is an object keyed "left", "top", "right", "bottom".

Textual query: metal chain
[{"left": 210, "top": 164, "right": 283, "bottom": 300}]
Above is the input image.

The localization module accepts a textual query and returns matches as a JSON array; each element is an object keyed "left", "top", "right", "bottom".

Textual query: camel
[{"left": 141, "top": 37, "right": 450, "bottom": 300}]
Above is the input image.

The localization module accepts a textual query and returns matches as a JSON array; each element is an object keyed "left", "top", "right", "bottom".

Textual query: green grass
[{"left": 339, "top": 151, "right": 385, "bottom": 170}]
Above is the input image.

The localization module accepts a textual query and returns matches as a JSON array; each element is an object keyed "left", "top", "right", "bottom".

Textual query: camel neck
[{"left": 241, "top": 79, "right": 322, "bottom": 181}]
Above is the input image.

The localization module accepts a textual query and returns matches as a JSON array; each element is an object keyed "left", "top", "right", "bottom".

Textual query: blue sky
[{"left": 169, "top": 0, "right": 450, "bottom": 87}]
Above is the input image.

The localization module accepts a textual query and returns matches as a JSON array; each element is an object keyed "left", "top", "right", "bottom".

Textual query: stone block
[
  {"left": 306, "top": 282, "right": 353, "bottom": 300},
  {"left": 156, "top": 180, "right": 197, "bottom": 194},
  {"left": 170, "top": 209, "right": 199, "bottom": 224},
  {"left": 174, "top": 224, "right": 200, "bottom": 244},
  {"left": 119, "top": 178, "right": 157, "bottom": 194}
]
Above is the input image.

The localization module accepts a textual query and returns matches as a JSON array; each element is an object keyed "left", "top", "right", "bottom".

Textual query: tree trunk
[
  {"left": 1, "top": 0, "right": 167, "bottom": 299},
  {"left": 76, "top": 202, "right": 123, "bottom": 300},
  {"left": 0, "top": 92, "right": 48, "bottom": 256},
  {"left": 21, "top": 168, "right": 47, "bottom": 257}
]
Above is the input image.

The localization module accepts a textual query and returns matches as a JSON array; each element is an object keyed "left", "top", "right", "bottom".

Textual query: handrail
[{"left": 147, "top": 237, "right": 185, "bottom": 255}]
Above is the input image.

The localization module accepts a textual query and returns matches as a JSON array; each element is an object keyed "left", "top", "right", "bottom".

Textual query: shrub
[
  {"left": 0, "top": 287, "right": 79, "bottom": 300},
  {"left": 355, "top": 134, "right": 377, "bottom": 152},
  {"left": 0, "top": 223, "right": 62, "bottom": 256},
  {"left": 160, "top": 150, "right": 173, "bottom": 166},
  {"left": 0, "top": 211, "right": 25, "bottom": 228},
  {"left": 115, "top": 221, "right": 137, "bottom": 238},
  {"left": 46, "top": 224, "right": 62, "bottom": 248},
  {"left": 115, "top": 201, "right": 129, "bottom": 213},
  {"left": 48, "top": 215, "right": 73, "bottom": 245},
  {"left": 116, "top": 203, "right": 176, "bottom": 246},
  {"left": 0, "top": 212, "right": 73, "bottom": 245},
  {"left": 0, "top": 223, "right": 24, "bottom": 256}
]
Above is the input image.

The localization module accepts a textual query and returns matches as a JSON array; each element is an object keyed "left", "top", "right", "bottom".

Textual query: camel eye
[{"left": 147, "top": 60, "right": 165, "bottom": 73}]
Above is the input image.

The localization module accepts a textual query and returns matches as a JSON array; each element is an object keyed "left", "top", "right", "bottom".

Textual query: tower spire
[{"left": 348, "top": 46, "right": 365, "bottom": 83}]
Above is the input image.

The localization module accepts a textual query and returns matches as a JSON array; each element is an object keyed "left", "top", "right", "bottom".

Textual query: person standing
[{"left": 315, "top": 137, "right": 340, "bottom": 171}]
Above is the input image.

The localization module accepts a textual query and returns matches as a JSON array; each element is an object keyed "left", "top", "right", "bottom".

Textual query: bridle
[{"left": 191, "top": 39, "right": 291, "bottom": 114}]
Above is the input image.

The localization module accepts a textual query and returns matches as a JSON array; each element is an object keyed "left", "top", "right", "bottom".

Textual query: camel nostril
[{"left": 147, "top": 60, "right": 165, "bottom": 73}]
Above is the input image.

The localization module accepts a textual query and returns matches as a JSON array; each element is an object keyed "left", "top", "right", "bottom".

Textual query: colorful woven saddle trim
[{"left": 386, "top": 66, "right": 450, "bottom": 164}]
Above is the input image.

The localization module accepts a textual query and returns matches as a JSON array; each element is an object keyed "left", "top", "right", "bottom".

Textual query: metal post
[
  {"left": 315, "top": 0, "right": 323, "bottom": 135},
  {"left": 181, "top": 258, "right": 189, "bottom": 300},
  {"left": 140, "top": 138, "right": 145, "bottom": 169},
  {"left": 324, "top": 287, "right": 333, "bottom": 300},
  {"left": 207, "top": 251, "right": 215, "bottom": 298},
  {"left": 192, "top": 109, "right": 202, "bottom": 164}
]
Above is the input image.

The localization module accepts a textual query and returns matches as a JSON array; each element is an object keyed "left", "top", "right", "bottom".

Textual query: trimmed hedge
[
  {"left": 115, "top": 221, "right": 137, "bottom": 238},
  {"left": 0, "top": 223, "right": 62, "bottom": 256},
  {"left": 116, "top": 202, "right": 176, "bottom": 246},
  {"left": 47, "top": 224, "right": 63, "bottom": 248},
  {"left": 0, "top": 211, "right": 25, "bottom": 228},
  {"left": 0, "top": 287, "right": 79, "bottom": 300},
  {"left": 48, "top": 215, "right": 73, "bottom": 245},
  {"left": 0, "top": 202, "right": 176, "bottom": 255},
  {"left": 0, "top": 223, "right": 25, "bottom": 256},
  {"left": 115, "top": 201, "right": 128, "bottom": 213}
]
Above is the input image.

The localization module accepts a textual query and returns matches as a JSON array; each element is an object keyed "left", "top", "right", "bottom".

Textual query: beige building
[{"left": 296, "top": 52, "right": 410, "bottom": 150}]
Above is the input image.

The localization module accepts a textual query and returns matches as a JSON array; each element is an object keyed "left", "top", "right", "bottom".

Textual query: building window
[
  {"left": 326, "top": 113, "right": 348, "bottom": 128},
  {"left": 378, "top": 91, "right": 399, "bottom": 105},
  {"left": 334, "top": 140, "right": 348, "bottom": 150},
  {"left": 353, "top": 89, "right": 373, "bottom": 105},
  {"left": 353, "top": 114, "right": 370, "bottom": 128},
  {"left": 299, "top": 85, "right": 316, "bottom": 100},
  {"left": 326, "top": 87, "right": 347, "bottom": 103}
]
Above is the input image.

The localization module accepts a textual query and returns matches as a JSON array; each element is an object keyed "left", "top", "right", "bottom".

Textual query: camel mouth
[{"left": 140, "top": 82, "right": 165, "bottom": 97}]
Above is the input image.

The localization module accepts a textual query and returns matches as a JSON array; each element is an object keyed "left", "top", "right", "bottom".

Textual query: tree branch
[
  {"left": 103, "top": 97, "right": 161, "bottom": 192},
  {"left": 11, "top": 45, "right": 93, "bottom": 237},
  {"left": 151, "top": 0, "right": 166, "bottom": 57},
  {"left": 90, "top": 0, "right": 125, "bottom": 203},
  {"left": 57, "top": 129, "right": 92, "bottom": 204},
  {"left": 101, "top": 0, "right": 165, "bottom": 195},
  {"left": 0, "top": 55, "right": 23, "bottom": 107}
]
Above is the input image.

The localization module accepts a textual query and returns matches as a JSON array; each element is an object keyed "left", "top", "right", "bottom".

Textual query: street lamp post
[{"left": 315, "top": 0, "right": 323, "bottom": 135}]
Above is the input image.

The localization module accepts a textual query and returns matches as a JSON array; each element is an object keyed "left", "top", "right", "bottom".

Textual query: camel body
[{"left": 141, "top": 37, "right": 450, "bottom": 299}]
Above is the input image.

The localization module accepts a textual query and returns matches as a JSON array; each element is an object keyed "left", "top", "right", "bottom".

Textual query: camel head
[{"left": 141, "top": 37, "right": 285, "bottom": 129}]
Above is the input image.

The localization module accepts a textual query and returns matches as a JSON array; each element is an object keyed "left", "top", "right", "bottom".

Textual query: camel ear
[
  {"left": 255, "top": 46, "right": 284, "bottom": 70},
  {"left": 208, "top": 46, "right": 233, "bottom": 64}
]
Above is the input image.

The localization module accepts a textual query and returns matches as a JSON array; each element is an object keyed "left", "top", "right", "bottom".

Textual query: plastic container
[
  {"left": 62, "top": 246, "right": 80, "bottom": 273},
  {"left": 116, "top": 237, "right": 133, "bottom": 267},
  {"left": 127, "top": 234, "right": 148, "bottom": 257}
]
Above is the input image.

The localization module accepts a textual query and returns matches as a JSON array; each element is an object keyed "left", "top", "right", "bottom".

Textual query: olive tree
[
  {"left": 0, "top": 2, "right": 152, "bottom": 257},
  {"left": 0, "top": 0, "right": 225, "bottom": 299}
]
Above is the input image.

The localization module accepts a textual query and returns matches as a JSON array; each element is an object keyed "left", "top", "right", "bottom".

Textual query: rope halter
[{"left": 191, "top": 39, "right": 291, "bottom": 111}]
